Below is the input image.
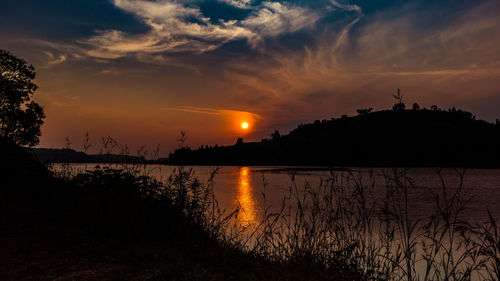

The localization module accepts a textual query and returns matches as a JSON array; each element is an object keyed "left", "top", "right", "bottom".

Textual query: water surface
[{"left": 55, "top": 164, "right": 500, "bottom": 228}]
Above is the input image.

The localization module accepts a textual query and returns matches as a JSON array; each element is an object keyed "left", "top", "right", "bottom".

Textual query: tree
[
  {"left": 0, "top": 50, "right": 45, "bottom": 146},
  {"left": 271, "top": 129, "right": 281, "bottom": 141},
  {"left": 412, "top": 103, "right": 420, "bottom": 110},
  {"left": 392, "top": 88, "right": 406, "bottom": 111},
  {"left": 356, "top": 108, "right": 373, "bottom": 116}
]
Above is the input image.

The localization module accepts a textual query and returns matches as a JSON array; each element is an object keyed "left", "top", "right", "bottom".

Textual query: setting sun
[{"left": 241, "top": 122, "right": 249, "bottom": 129}]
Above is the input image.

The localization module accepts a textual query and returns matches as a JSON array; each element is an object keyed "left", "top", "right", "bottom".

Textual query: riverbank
[{"left": 1, "top": 144, "right": 365, "bottom": 281}]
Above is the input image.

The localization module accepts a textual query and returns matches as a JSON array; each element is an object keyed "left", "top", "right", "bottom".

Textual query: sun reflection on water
[{"left": 236, "top": 167, "right": 257, "bottom": 230}]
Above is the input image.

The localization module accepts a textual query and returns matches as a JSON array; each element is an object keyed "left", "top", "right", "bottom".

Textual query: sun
[{"left": 241, "top": 122, "right": 249, "bottom": 129}]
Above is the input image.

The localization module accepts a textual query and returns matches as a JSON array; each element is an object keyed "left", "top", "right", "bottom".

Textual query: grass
[{"left": 236, "top": 168, "right": 500, "bottom": 281}]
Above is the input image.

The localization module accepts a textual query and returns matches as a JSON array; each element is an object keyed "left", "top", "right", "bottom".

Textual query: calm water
[{"left": 56, "top": 164, "right": 500, "bottom": 229}]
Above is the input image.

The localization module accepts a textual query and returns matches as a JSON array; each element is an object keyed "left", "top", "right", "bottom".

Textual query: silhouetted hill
[
  {"left": 28, "top": 148, "right": 146, "bottom": 163},
  {"left": 168, "top": 108, "right": 500, "bottom": 167}
]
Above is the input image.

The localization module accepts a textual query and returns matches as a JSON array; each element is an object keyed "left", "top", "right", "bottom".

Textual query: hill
[
  {"left": 168, "top": 108, "right": 500, "bottom": 167},
  {"left": 28, "top": 148, "right": 146, "bottom": 163}
]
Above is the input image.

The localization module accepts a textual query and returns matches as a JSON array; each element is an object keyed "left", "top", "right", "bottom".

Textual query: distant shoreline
[{"left": 45, "top": 162, "right": 500, "bottom": 170}]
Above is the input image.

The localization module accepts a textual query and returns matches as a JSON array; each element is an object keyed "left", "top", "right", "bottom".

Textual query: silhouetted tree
[
  {"left": 431, "top": 105, "right": 439, "bottom": 111},
  {"left": 236, "top": 138, "right": 243, "bottom": 145},
  {"left": 0, "top": 49, "right": 45, "bottom": 146},
  {"left": 412, "top": 103, "right": 420, "bottom": 110},
  {"left": 271, "top": 129, "right": 281, "bottom": 141},
  {"left": 177, "top": 131, "right": 188, "bottom": 148},
  {"left": 356, "top": 108, "right": 373, "bottom": 116},
  {"left": 392, "top": 88, "right": 406, "bottom": 111}
]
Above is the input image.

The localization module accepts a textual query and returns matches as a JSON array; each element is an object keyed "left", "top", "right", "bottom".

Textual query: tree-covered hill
[{"left": 169, "top": 108, "right": 500, "bottom": 167}]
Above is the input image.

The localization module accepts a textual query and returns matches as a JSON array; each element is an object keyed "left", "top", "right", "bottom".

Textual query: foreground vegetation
[
  {"left": 3, "top": 141, "right": 500, "bottom": 280},
  {"left": 1, "top": 142, "right": 367, "bottom": 280}
]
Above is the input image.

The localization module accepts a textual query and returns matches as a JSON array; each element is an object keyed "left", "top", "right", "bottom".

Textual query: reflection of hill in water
[
  {"left": 252, "top": 167, "right": 350, "bottom": 175},
  {"left": 170, "top": 109, "right": 500, "bottom": 167}
]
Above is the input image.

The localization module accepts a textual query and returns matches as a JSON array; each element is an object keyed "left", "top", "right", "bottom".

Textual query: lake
[{"left": 54, "top": 164, "right": 500, "bottom": 229}]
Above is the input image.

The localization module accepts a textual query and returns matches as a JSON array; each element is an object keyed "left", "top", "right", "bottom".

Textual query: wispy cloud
[
  {"left": 78, "top": 0, "right": 319, "bottom": 59},
  {"left": 44, "top": 51, "right": 67, "bottom": 66},
  {"left": 78, "top": 0, "right": 256, "bottom": 58},
  {"left": 242, "top": 2, "right": 320, "bottom": 39},
  {"left": 329, "top": 0, "right": 362, "bottom": 13},
  {"left": 163, "top": 106, "right": 261, "bottom": 119},
  {"left": 219, "top": 0, "right": 253, "bottom": 9},
  {"left": 28, "top": 41, "right": 85, "bottom": 67},
  {"left": 164, "top": 106, "right": 227, "bottom": 115}
]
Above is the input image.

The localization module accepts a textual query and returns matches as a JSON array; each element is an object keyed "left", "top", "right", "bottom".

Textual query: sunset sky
[{"left": 2, "top": 0, "right": 500, "bottom": 156}]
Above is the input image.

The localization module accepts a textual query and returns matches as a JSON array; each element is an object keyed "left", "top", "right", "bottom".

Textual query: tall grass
[
  {"left": 235, "top": 168, "right": 500, "bottom": 281},
  {"left": 50, "top": 135, "right": 162, "bottom": 179}
]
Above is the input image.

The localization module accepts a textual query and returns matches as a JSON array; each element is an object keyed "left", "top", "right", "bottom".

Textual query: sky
[{"left": 2, "top": 0, "right": 500, "bottom": 156}]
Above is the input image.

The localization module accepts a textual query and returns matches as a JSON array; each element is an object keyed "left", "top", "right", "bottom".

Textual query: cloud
[
  {"left": 22, "top": 41, "right": 85, "bottom": 67},
  {"left": 329, "top": 0, "right": 362, "bottom": 13},
  {"left": 346, "top": 0, "right": 500, "bottom": 74},
  {"left": 134, "top": 53, "right": 202, "bottom": 73},
  {"left": 163, "top": 106, "right": 261, "bottom": 119},
  {"left": 241, "top": 2, "right": 320, "bottom": 39},
  {"left": 78, "top": 0, "right": 319, "bottom": 59},
  {"left": 219, "top": 0, "right": 253, "bottom": 9},
  {"left": 78, "top": 0, "right": 256, "bottom": 58},
  {"left": 164, "top": 106, "right": 228, "bottom": 115},
  {"left": 43, "top": 51, "right": 67, "bottom": 66}
]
